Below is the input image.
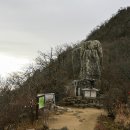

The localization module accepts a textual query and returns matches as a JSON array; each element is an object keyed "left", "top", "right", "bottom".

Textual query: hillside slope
[
  {"left": 87, "top": 7, "right": 130, "bottom": 41},
  {"left": 23, "top": 7, "right": 130, "bottom": 103},
  {"left": 86, "top": 7, "right": 130, "bottom": 103}
]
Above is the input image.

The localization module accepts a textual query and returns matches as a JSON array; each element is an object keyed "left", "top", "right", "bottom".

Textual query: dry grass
[
  {"left": 17, "top": 118, "right": 45, "bottom": 130},
  {"left": 95, "top": 103, "right": 130, "bottom": 130},
  {"left": 114, "top": 104, "right": 130, "bottom": 129}
]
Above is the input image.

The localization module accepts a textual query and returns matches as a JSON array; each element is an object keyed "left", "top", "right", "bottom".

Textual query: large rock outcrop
[{"left": 72, "top": 40, "right": 103, "bottom": 80}]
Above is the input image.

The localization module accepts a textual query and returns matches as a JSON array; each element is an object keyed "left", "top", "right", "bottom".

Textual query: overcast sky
[{"left": 0, "top": 0, "right": 129, "bottom": 77}]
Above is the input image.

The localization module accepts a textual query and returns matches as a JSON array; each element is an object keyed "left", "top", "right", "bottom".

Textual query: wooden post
[
  {"left": 36, "top": 96, "right": 39, "bottom": 120},
  {"left": 36, "top": 85, "right": 39, "bottom": 120},
  {"left": 30, "top": 100, "right": 35, "bottom": 125}
]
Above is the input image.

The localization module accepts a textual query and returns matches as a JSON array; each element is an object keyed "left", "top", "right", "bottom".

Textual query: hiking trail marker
[{"left": 36, "top": 93, "right": 55, "bottom": 119}]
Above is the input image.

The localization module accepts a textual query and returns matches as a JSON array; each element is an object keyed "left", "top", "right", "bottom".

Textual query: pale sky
[{"left": 0, "top": 0, "right": 129, "bottom": 77}]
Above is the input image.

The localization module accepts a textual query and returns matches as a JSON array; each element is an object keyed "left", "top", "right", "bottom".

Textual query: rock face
[
  {"left": 80, "top": 40, "right": 103, "bottom": 80},
  {"left": 72, "top": 47, "right": 81, "bottom": 79},
  {"left": 72, "top": 40, "right": 103, "bottom": 80}
]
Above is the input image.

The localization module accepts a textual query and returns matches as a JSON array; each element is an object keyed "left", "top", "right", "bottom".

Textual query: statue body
[
  {"left": 72, "top": 40, "right": 103, "bottom": 80},
  {"left": 72, "top": 40, "right": 103, "bottom": 96},
  {"left": 80, "top": 40, "right": 103, "bottom": 80}
]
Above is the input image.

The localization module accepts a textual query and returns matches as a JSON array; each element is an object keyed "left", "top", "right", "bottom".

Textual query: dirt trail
[{"left": 49, "top": 108, "right": 105, "bottom": 130}]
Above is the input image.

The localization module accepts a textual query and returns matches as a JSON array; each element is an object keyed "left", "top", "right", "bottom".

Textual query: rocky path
[{"left": 49, "top": 108, "right": 105, "bottom": 130}]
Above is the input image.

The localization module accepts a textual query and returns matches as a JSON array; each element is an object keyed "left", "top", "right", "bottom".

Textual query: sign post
[
  {"left": 36, "top": 96, "right": 38, "bottom": 120},
  {"left": 36, "top": 93, "right": 55, "bottom": 119}
]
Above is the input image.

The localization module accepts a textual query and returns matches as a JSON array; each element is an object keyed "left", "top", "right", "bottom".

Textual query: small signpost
[
  {"left": 38, "top": 95, "right": 45, "bottom": 109},
  {"left": 36, "top": 93, "right": 55, "bottom": 119}
]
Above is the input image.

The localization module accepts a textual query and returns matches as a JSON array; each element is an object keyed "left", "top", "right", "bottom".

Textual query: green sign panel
[{"left": 38, "top": 96, "right": 45, "bottom": 109}]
